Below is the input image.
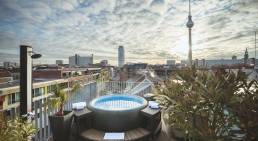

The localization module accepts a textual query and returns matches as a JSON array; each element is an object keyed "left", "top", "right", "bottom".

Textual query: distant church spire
[{"left": 244, "top": 48, "right": 249, "bottom": 64}]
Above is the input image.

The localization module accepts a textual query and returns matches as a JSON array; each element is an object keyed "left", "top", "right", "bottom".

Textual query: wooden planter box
[{"left": 49, "top": 111, "right": 74, "bottom": 141}]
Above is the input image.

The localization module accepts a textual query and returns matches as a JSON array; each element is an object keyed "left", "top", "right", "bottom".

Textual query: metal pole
[
  {"left": 165, "top": 69, "right": 167, "bottom": 80},
  {"left": 20, "top": 45, "right": 33, "bottom": 117},
  {"left": 89, "top": 75, "right": 92, "bottom": 101}
]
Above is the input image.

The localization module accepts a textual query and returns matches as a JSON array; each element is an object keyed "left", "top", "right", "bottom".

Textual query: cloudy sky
[{"left": 0, "top": 0, "right": 258, "bottom": 65}]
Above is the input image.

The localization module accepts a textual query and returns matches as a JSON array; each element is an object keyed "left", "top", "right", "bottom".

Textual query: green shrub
[
  {"left": 230, "top": 78, "right": 258, "bottom": 141},
  {"left": 155, "top": 69, "right": 257, "bottom": 141},
  {"left": 0, "top": 112, "right": 37, "bottom": 141}
]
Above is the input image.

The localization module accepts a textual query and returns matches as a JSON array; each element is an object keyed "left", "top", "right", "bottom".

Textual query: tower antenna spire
[{"left": 189, "top": 0, "right": 191, "bottom": 15}]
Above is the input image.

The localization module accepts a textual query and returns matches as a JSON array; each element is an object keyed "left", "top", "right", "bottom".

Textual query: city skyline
[{"left": 0, "top": 0, "right": 258, "bottom": 65}]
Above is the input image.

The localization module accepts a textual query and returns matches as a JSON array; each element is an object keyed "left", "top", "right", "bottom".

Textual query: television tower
[
  {"left": 255, "top": 31, "right": 257, "bottom": 67},
  {"left": 186, "top": 0, "right": 194, "bottom": 66}
]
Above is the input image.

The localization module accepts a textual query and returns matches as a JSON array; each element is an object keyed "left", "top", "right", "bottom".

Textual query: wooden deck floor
[{"left": 51, "top": 119, "right": 177, "bottom": 141}]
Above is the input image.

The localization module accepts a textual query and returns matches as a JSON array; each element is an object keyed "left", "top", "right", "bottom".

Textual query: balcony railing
[{"left": 32, "top": 79, "right": 154, "bottom": 141}]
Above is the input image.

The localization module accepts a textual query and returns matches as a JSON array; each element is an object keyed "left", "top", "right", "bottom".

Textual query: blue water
[{"left": 92, "top": 95, "right": 145, "bottom": 110}]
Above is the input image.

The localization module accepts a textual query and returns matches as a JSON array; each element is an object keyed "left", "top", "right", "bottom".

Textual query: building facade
[
  {"left": 100, "top": 60, "right": 108, "bottom": 66},
  {"left": 56, "top": 60, "right": 63, "bottom": 65},
  {"left": 194, "top": 58, "right": 256, "bottom": 69},
  {"left": 3, "top": 62, "right": 19, "bottom": 68},
  {"left": 0, "top": 74, "right": 99, "bottom": 115},
  {"left": 69, "top": 54, "right": 93, "bottom": 67},
  {"left": 118, "top": 46, "right": 125, "bottom": 67},
  {"left": 167, "top": 60, "right": 176, "bottom": 65},
  {"left": 0, "top": 79, "right": 68, "bottom": 114}
]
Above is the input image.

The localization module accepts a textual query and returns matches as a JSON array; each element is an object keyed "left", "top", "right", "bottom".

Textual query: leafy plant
[
  {"left": 0, "top": 112, "right": 10, "bottom": 141},
  {"left": 49, "top": 83, "right": 81, "bottom": 116},
  {"left": 155, "top": 69, "right": 246, "bottom": 141},
  {"left": 97, "top": 69, "right": 111, "bottom": 82},
  {"left": 8, "top": 118, "right": 37, "bottom": 141},
  {"left": 230, "top": 79, "right": 258, "bottom": 141},
  {"left": 0, "top": 112, "right": 37, "bottom": 141}
]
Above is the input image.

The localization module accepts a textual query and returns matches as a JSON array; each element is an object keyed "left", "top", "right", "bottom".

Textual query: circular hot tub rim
[
  {"left": 88, "top": 94, "right": 148, "bottom": 112},
  {"left": 87, "top": 94, "right": 148, "bottom": 131}
]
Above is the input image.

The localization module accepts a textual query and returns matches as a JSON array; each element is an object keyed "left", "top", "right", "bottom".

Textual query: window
[
  {"left": 11, "top": 93, "right": 15, "bottom": 104},
  {"left": 42, "top": 87, "right": 45, "bottom": 95},
  {"left": 15, "top": 92, "right": 20, "bottom": 102},
  {"left": 8, "top": 93, "right": 19, "bottom": 105},
  {"left": 33, "top": 88, "right": 39, "bottom": 97},
  {"left": 33, "top": 87, "right": 44, "bottom": 97}
]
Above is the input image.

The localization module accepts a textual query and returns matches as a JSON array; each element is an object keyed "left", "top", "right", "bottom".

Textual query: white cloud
[{"left": 0, "top": 0, "right": 258, "bottom": 64}]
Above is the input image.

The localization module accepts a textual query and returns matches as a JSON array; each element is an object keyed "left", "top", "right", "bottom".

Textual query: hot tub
[{"left": 88, "top": 94, "right": 148, "bottom": 131}]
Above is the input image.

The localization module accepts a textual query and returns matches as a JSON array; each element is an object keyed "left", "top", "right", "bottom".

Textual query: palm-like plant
[
  {"left": 49, "top": 83, "right": 81, "bottom": 116},
  {"left": 97, "top": 69, "right": 111, "bottom": 82},
  {"left": 49, "top": 87, "right": 67, "bottom": 116},
  {"left": 48, "top": 82, "right": 81, "bottom": 141}
]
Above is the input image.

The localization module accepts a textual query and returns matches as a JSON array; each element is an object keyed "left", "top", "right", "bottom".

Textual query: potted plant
[{"left": 48, "top": 83, "right": 80, "bottom": 141}]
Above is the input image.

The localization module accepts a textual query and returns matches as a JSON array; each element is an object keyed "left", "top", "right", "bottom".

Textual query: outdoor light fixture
[
  {"left": 31, "top": 53, "right": 41, "bottom": 59},
  {"left": 29, "top": 51, "right": 42, "bottom": 59}
]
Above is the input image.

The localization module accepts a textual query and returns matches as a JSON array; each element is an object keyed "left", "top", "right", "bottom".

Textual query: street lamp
[{"left": 20, "top": 45, "right": 41, "bottom": 117}]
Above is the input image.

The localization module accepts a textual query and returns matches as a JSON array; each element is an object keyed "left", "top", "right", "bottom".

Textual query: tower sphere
[{"left": 187, "top": 15, "right": 194, "bottom": 28}]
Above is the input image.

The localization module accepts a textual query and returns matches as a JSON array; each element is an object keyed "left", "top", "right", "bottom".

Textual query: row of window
[
  {"left": 8, "top": 87, "right": 47, "bottom": 105},
  {"left": 7, "top": 83, "right": 69, "bottom": 105},
  {"left": 8, "top": 92, "right": 20, "bottom": 105},
  {"left": 33, "top": 87, "right": 45, "bottom": 98}
]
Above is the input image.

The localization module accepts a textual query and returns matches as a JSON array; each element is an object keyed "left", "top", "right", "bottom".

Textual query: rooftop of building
[
  {"left": 0, "top": 78, "right": 61, "bottom": 89},
  {"left": 33, "top": 66, "right": 101, "bottom": 71}
]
